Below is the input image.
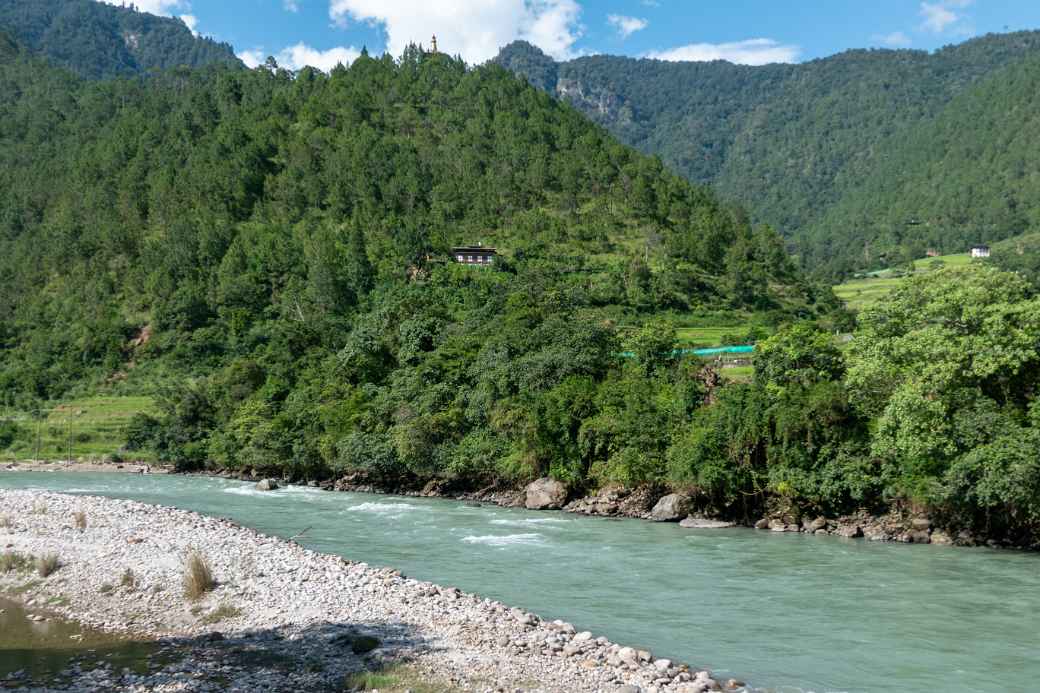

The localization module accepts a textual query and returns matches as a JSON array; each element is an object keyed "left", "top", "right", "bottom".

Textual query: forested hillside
[
  {"left": 497, "top": 33, "right": 1040, "bottom": 276},
  {"left": 0, "top": 45, "right": 831, "bottom": 492},
  {"left": 0, "top": 0, "right": 239, "bottom": 79}
]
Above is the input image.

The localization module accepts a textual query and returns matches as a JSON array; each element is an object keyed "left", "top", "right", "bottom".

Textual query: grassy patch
[
  {"left": 0, "top": 395, "right": 157, "bottom": 462},
  {"left": 120, "top": 568, "right": 137, "bottom": 590},
  {"left": 73, "top": 510, "right": 87, "bottom": 531},
  {"left": 833, "top": 253, "right": 974, "bottom": 310},
  {"left": 199, "top": 603, "right": 241, "bottom": 625},
  {"left": 721, "top": 365, "right": 754, "bottom": 383},
  {"left": 183, "top": 551, "right": 215, "bottom": 601},
  {"left": 345, "top": 664, "right": 454, "bottom": 693},
  {"left": 0, "top": 551, "right": 32, "bottom": 573},
  {"left": 0, "top": 515, "right": 12, "bottom": 529}
]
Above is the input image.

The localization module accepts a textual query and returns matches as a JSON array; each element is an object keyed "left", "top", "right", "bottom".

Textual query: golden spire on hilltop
[{"left": 431, "top": 35, "right": 438, "bottom": 53}]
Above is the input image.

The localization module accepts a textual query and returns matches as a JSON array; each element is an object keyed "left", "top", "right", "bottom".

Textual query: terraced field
[
  {"left": 0, "top": 396, "right": 156, "bottom": 462},
  {"left": 833, "top": 253, "right": 974, "bottom": 310}
]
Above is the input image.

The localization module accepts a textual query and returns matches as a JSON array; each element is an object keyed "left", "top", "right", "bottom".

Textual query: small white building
[{"left": 970, "top": 244, "right": 990, "bottom": 259}]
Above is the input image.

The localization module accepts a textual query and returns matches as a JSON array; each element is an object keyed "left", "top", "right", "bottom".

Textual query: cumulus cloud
[
  {"left": 607, "top": 14, "right": 648, "bottom": 40},
  {"left": 646, "top": 39, "right": 800, "bottom": 66},
  {"left": 238, "top": 43, "right": 361, "bottom": 72},
  {"left": 874, "top": 31, "right": 912, "bottom": 48},
  {"left": 284, "top": 0, "right": 300, "bottom": 11},
  {"left": 327, "top": 0, "right": 583, "bottom": 62},
  {"left": 920, "top": 0, "right": 973, "bottom": 34}
]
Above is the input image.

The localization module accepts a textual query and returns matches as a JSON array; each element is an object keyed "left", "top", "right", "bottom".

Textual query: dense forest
[
  {"left": 497, "top": 34, "right": 1040, "bottom": 276},
  {"left": 1, "top": 20, "right": 1039, "bottom": 544},
  {"left": 0, "top": 0, "right": 239, "bottom": 79},
  {"left": 0, "top": 42, "right": 837, "bottom": 497}
]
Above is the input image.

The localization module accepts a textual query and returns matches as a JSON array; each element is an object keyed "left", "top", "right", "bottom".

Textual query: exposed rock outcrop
[{"left": 524, "top": 478, "right": 568, "bottom": 510}]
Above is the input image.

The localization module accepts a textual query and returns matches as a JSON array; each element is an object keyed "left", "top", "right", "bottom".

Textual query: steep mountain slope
[
  {"left": 0, "top": 46, "right": 831, "bottom": 485},
  {"left": 497, "top": 32, "right": 1040, "bottom": 274},
  {"left": 804, "top": 53, "right": 1040, "bottom": 270},
  {"left": 0, "top": 0, "right": 240, "bottom": 78}
]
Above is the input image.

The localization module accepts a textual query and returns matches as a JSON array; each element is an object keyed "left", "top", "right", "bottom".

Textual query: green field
[
  {"left": 833, "top": 253, "right": 974, "bottom": 310},
  {"left": 0, "top": 396, "right": 156, "bottom": 463},
  {"left": 676, "top": 326, "right": 740, "bottom": 347}
]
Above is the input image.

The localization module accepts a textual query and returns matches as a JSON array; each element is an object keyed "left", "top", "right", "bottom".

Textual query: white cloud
[
  {"left": 327, "top": 0, "right": 583, "bottom": 63},
  {"left": 607, "top": 14, "right": 648, "bottom": 40},
  {"left": 284, "top": 0, "right": 301, "bottom": 11},
  {"left": 98, "top": 0, "right": 188, "bottom": 16},
  {"left": 180, "top": 14, "right": 198, "bottom": 35},
  {"left": 237, "top": 49, "right": 266, "bottom": 69},
  {"left": 874, "top": 31, "right": 912, "bottom": 48},
  {"left": 238, "top": 43, "right": 361, "bottom": 72},
  {"left": 646, "top": 39, "right": 801, "bottom": 66},
  {"left": 920, "top": 1, "right": 973, "bottom": 34}
]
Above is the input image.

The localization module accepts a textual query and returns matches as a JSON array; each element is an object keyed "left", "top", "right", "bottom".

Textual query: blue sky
[{"left": 108, "top": 1, "right": 1040, "bottom": 70}]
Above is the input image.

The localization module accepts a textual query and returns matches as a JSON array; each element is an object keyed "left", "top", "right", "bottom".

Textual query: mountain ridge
[
  {"left": 497, "top": 32, "right": 1040, "bottom": 274},
  {"left": 0, "top": 0, "right": 241, "bottom": 79}
]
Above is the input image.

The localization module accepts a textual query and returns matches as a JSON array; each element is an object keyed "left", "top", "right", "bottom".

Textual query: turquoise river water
[{"left": 1, "top": 472, "right": 1037, "bottom": 693}]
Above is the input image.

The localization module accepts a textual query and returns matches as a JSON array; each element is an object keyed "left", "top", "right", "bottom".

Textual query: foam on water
[
  {"left": 461, "top": 533, "right": 545, "bottom": 547},
  {"left": 489, "top": 518, "right": 567, "bottom": 528},
  {"left": 222, "top": 486, "right": 282, "bottom": 498},
  {"left": 346, "top": 502, "right": 417, "bottom": 514}
]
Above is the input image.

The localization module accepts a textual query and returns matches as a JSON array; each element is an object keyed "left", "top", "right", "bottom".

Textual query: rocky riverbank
[
  {"left": 0, "top": 490, "right": 743, "bottom": 693},
  {"left": 5, "top": 460, "right": 1013, "bottom": 549},
  {"left": 327, "top": 474, "right": 1007, "bottom": 550}
]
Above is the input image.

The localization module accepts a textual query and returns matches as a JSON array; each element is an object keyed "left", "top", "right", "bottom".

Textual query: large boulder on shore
[
  {"left": 649, "top": 493, "right": 692, "bottom": 521},
  {"left": 255, "top": 479, "right": 279, "bottom": 491},
  {"left": 525, "top": 478, "right": 567, "bottom": 510}
]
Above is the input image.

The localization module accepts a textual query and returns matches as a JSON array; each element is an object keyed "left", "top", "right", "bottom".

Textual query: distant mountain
[
  {"left": 497, "top": 33, "right": 1040, "bottom": 275},
  {"left": 0, "top": 0, "right": 240, "bottom": 79}
]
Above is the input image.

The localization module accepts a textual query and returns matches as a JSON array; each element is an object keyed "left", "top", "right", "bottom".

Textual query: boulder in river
[
  {"left": 803, "top": 516, "right": 828, "bottom": 532},
  {"left": 678, "top": 517, "right": 735, "bottom": 529},
  {"left": 649, "top": 493, "right": 691, "bottom": 522},
  {"left": 524, "top": 478, "right": 567, "bottom": 510},
  {"left": 255, "top": 479, "right": 279, "bottom": 491}
]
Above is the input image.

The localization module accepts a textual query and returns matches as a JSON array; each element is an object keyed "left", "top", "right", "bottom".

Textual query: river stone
[
  {"left": 650, "top": 494, "right": 692, "bottom": 522},
  {"left": 930, "top": 530, "right": 953, "bottom": 545},
  {"left": 835, "top": 524, "right": 862, "bottom": 538},
  {"left": 754, "top": 518, "right": 769, "bottom": 529},
  {"left": 907, "top": 529, "right": 931, "bottom": 544},
  {"left": 524, "top": 478, "right": 568, "bottom": 510},
  {"left": 574, "top": 631, "right": 593, "bottom": 642},
  {"left": 804, "top": 516, "right": 828, "bottom": 532},
  {"left": 679, "top": 517, "right": 735, "bottom": 529},
  {"left": 911, "top": 518, "right": 932, "bottom": 531},
  {"left": 618, "top": 646, "right": 639, "bottom": 665},
  {"left": 768, "top": 519, "right": 788, "bottom": 532},
  {"left": 255, "top": 479, "right": 278, "bottom": 491},
  {"left": 617, "top": 686, "right": 642, "bottom": 693}
]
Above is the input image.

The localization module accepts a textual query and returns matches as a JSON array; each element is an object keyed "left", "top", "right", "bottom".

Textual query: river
[{"left": 1, "top": 471, "right": 1037, "bottom": 693}]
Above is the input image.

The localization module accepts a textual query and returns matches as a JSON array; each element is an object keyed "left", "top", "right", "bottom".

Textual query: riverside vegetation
[{"left": 0, "top": 18, "right": 1039, "bottom": 548}]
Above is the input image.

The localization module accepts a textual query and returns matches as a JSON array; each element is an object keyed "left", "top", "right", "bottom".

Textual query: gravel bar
[{"left": 0, "top": 490, "right": 743, "bottom": 692}]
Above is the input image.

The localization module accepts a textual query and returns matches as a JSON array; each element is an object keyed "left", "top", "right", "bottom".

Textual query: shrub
[
  {"left": 0, "top": 515, "right": 12, "bottom": 529},
  {"left": 73, "top": 510, "right": 87, "bottom": 530},
  {"left": 36, "top": 553, "right": 60, "bottom": 577},
  {"left": 120, "top": 568, "right": 137, "bottom": 589},
  {"left": 0, "top": 551, "right": 31, "bottom": 573},
  {"left": 183, "top": 551, "right": 215, "bottom": 600},
  {"left": 199, "top": 603, "right": 241, "bottom": 624}
]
